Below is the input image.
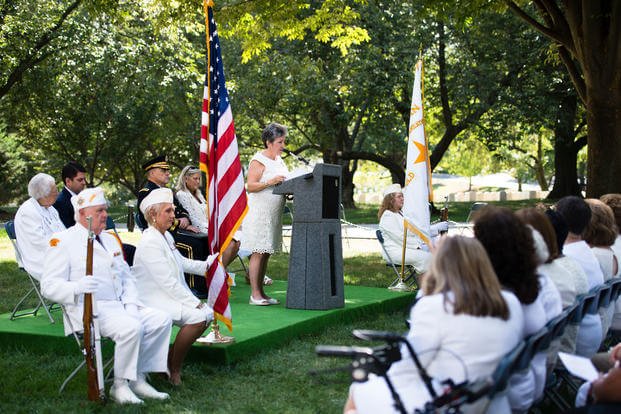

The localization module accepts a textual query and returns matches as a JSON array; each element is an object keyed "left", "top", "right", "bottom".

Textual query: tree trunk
[
  {"left": 547, "top": 93, "right": 583, "bottom": 199},
  {"left": 340, "top": 163, "right": 356, "bottom": 209},
  {"left": 585, "top": 90, "right": 621, "bottom": 197}
]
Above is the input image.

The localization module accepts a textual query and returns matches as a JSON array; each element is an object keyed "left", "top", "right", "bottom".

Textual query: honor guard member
[
  {"left": 137, "top": 155, "right": 197, "bottom": 234},
  {"left": 42, "top": 187, "right": 173, "bottom": 404}
]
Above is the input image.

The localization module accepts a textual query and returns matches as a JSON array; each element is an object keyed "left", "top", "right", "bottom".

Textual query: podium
[{"left": 273, "top": 163, "right": 344, "bottom": 310}]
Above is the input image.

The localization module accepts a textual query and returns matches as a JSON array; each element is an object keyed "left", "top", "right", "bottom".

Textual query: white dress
[{"left": 241, "top": 152, "right": 289, "bottom": 254}]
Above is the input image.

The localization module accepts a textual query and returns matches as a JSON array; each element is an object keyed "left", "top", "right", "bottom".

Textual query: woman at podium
[{"left": 241, "top": 122, "right": 289, "bottom": 306}]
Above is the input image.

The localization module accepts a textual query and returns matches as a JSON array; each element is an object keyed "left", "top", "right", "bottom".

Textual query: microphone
[{"left": 284, "top": 149, "right": 311, "bottom": 166}]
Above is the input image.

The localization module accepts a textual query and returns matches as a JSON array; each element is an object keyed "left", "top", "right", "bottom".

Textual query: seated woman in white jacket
[
  {"left": 132, "top": 188, "right": 218, "bottom": 385},
  {"left": 345, "top": 236, "right": 524, "bottom": 414},
  {"left": 378, "top": 184, "right": 448, "bottom": 273}
]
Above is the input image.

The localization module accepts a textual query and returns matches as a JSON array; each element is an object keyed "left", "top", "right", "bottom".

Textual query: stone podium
[{"left": 273, "top": 163, "right": 344, "bottom": 310}]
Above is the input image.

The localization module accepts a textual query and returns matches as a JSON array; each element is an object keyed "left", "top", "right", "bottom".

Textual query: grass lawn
[{"left": 0, "top": 198, "right": 557, "bottom": 412}]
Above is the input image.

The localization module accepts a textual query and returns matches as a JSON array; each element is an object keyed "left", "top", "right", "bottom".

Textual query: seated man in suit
[{"left": 53, "top": 161, "right": 87, "bottom": 228}]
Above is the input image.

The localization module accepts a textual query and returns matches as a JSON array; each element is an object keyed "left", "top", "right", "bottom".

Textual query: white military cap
[
  {"left": 72, "top": 187, "right": 107, "bottom": 211},
  {"left": 140, "top": 187, "right": 174, "bottom": 215},
  {"left": 383, "top": 183, "right": 402, "bottom": 197}
]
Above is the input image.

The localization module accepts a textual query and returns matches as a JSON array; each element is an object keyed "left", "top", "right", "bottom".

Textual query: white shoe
[
  {"left": 130, "top": 380, "right": 170, "bottom": 400},
  {"left": 110, "top": 383, "right": 144, "bottom": 405}
]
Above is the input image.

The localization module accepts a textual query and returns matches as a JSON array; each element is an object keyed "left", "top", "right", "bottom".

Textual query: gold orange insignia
[
  {"left": 413, "top": 141, "right": 427, "bottom": 165},
  {"left": 77, "top": 197, "right": 84, "bottom": 206},
  {"left": 89, "top": 193, "right": 98, "bottom": 202},
  {"left": 49, "top": 238, "right": 60, "bottom": 247},
  {"left": 409, "top": 119, "right": 424, "bottom": 134},
  {"left": 410, "top": 104, "right": 420, "bottom": 115},
  {"left": 405, "top": 172, "right": 415, "bottom": 186}
]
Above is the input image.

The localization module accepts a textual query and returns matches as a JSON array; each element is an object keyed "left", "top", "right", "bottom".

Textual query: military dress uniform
[
  {"left": 41, "top": 223, "right": 172, "bottom": 381},
  {"left": 138, "top": 155, "right": 209, "bottom": 297}
]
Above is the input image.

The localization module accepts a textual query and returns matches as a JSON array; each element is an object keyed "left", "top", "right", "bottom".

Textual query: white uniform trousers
[
  {"left": 174, "top": 304, "right": 213, "bottom": 326},
  {"left": 97, "top": 301, "right": 172, "bottom": 381}
]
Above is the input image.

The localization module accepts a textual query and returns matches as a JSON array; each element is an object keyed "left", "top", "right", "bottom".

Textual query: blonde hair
[
  {"left": 377, "top": 192, "right": 400, "bottom": 220},
  {"left": 423, "top": 236, "right": 509, "bottom": 319},
  {"left": 175, "top": 165, "right": 204, "bottom": 201}
]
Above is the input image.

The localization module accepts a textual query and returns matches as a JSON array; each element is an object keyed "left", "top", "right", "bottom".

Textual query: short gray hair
[
  {"left": 261, "top": 122, "right": 288, "bottom": 148},
  {"left": 28, "top": 173, "right": 56, "bottom": 200}
]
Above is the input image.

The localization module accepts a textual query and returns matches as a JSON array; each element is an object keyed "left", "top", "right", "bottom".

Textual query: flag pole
[
  {"left": 200, "top": 0, "right": 234, "bottom": 345},
  {"left": 388, "top": 220, "right": 411, "bottom": 291}
]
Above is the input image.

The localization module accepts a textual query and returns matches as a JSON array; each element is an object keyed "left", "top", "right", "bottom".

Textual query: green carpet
[{"left": 0, "top": 280, "right": 414, "bottom": 364}]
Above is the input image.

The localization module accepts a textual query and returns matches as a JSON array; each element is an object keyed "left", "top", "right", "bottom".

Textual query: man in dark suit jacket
[{"left": 53, "top": 162, "right": 87, "bottom": 228}]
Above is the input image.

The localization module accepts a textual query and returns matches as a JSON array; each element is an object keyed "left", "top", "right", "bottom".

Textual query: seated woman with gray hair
[
  {"left": 14, "top": 172, "right": 66, "bottom": 280},
  {"left": 132, "top": 188, "right": 218, "bottom": 385}
]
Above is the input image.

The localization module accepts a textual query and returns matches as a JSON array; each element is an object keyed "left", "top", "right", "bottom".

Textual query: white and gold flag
[{"left": 402, "top": 59, "right": 432, "bottom": 246}]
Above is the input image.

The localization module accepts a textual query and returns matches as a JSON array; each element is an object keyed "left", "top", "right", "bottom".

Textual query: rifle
[
  {"left": 439, "top": 196, "right": 449, "bottom": 235},
  {"left": 82, "top": 217, "right": 106, "bottom": 403}
]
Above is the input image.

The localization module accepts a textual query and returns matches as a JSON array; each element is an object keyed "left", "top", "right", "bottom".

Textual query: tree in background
[{"left": 505, "top": 0, "right": 621, "bottom": 197}]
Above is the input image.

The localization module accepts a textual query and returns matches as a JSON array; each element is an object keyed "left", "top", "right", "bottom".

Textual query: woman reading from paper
[
  {"left": 378, "top": 184, "right": 448, "bottom": 273},
  {"left": 132, "top": 188, "right": 218, "bottom": 385},
  {"left": 241, "top": 122, "right": 289, "bottom": 306},
  {"left": 344, "top": 236, "right": 524, "bottom": 414}
]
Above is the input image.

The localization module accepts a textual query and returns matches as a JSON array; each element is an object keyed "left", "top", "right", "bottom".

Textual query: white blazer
[
  {"left": 132, "top": 227, "right": 207, "bottom": 321},
  {"left": 14, "top": 198, "right": 65, "bottom": 280},
  {"left": 41, "top": 224, "right": 139, "bottom": 335}
]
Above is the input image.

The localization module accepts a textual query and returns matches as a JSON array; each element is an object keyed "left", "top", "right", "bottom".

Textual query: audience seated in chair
[
  {"left": 377, "top": 184, "right": 448, "bottom": 274},
  {"left": 556, "top": 196, "right": 605, "bottom": 357},
  {"left": 42, "top": 187, "right": 172, "bottom": 405},
  {"left": 474, "top": 206, "right": 561, "bottom": 412},
  {"left": 15, "top": 173, "right": 66, "bottom": 281},
  {"left": 345, "top": 236, "right": 523, "bottom": 414},
  {"left": 53, "top": 161, "right": 87, "bottom": 228}
]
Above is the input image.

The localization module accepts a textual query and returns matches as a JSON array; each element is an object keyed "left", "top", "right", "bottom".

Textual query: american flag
[{"left": 201, "top": 0, "right": 248, "bottom": 331}]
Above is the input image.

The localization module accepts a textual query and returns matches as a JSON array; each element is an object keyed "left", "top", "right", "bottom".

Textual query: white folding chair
[
  {"left": 5, "top": 220, "right": 57, "bottom": 323},
  {"left": 375, "top": 229, "right": 418, "bottom": 289}
]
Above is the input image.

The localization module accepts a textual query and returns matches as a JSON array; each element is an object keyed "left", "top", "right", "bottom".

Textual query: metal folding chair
[
  {"left": 5, "top": 220, "right": 57, "bottom": 323},
  {"left": 58, "top": 305, "right": 114, "bottom": 394},
  {"left": 375, "top": 229, "right": 418, "bottom": 289}
]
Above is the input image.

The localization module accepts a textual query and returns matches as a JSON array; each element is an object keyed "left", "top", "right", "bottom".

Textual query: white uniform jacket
[
  {"left": 132, "top": 227, "right": 206, "bottom": 321},
  {"left": 42, "top": 224, "right": 140, "bottom": 335},
  {"left": 14, "top": 198, "right": 65, "bottom": 280}
]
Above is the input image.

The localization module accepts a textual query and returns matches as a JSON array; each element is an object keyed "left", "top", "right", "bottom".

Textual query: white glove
[
  {"left": 206, "top": 253, "right": 220, "bottom": 267},
  {"left": 430, "top": 221, "right": 449, "bottom": 236},
  {"left": 124, "top": 304, "right": 140, "bottom": 319},
  {"left": 74, "top": 277, "right": 98, "bottom": 295}
]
